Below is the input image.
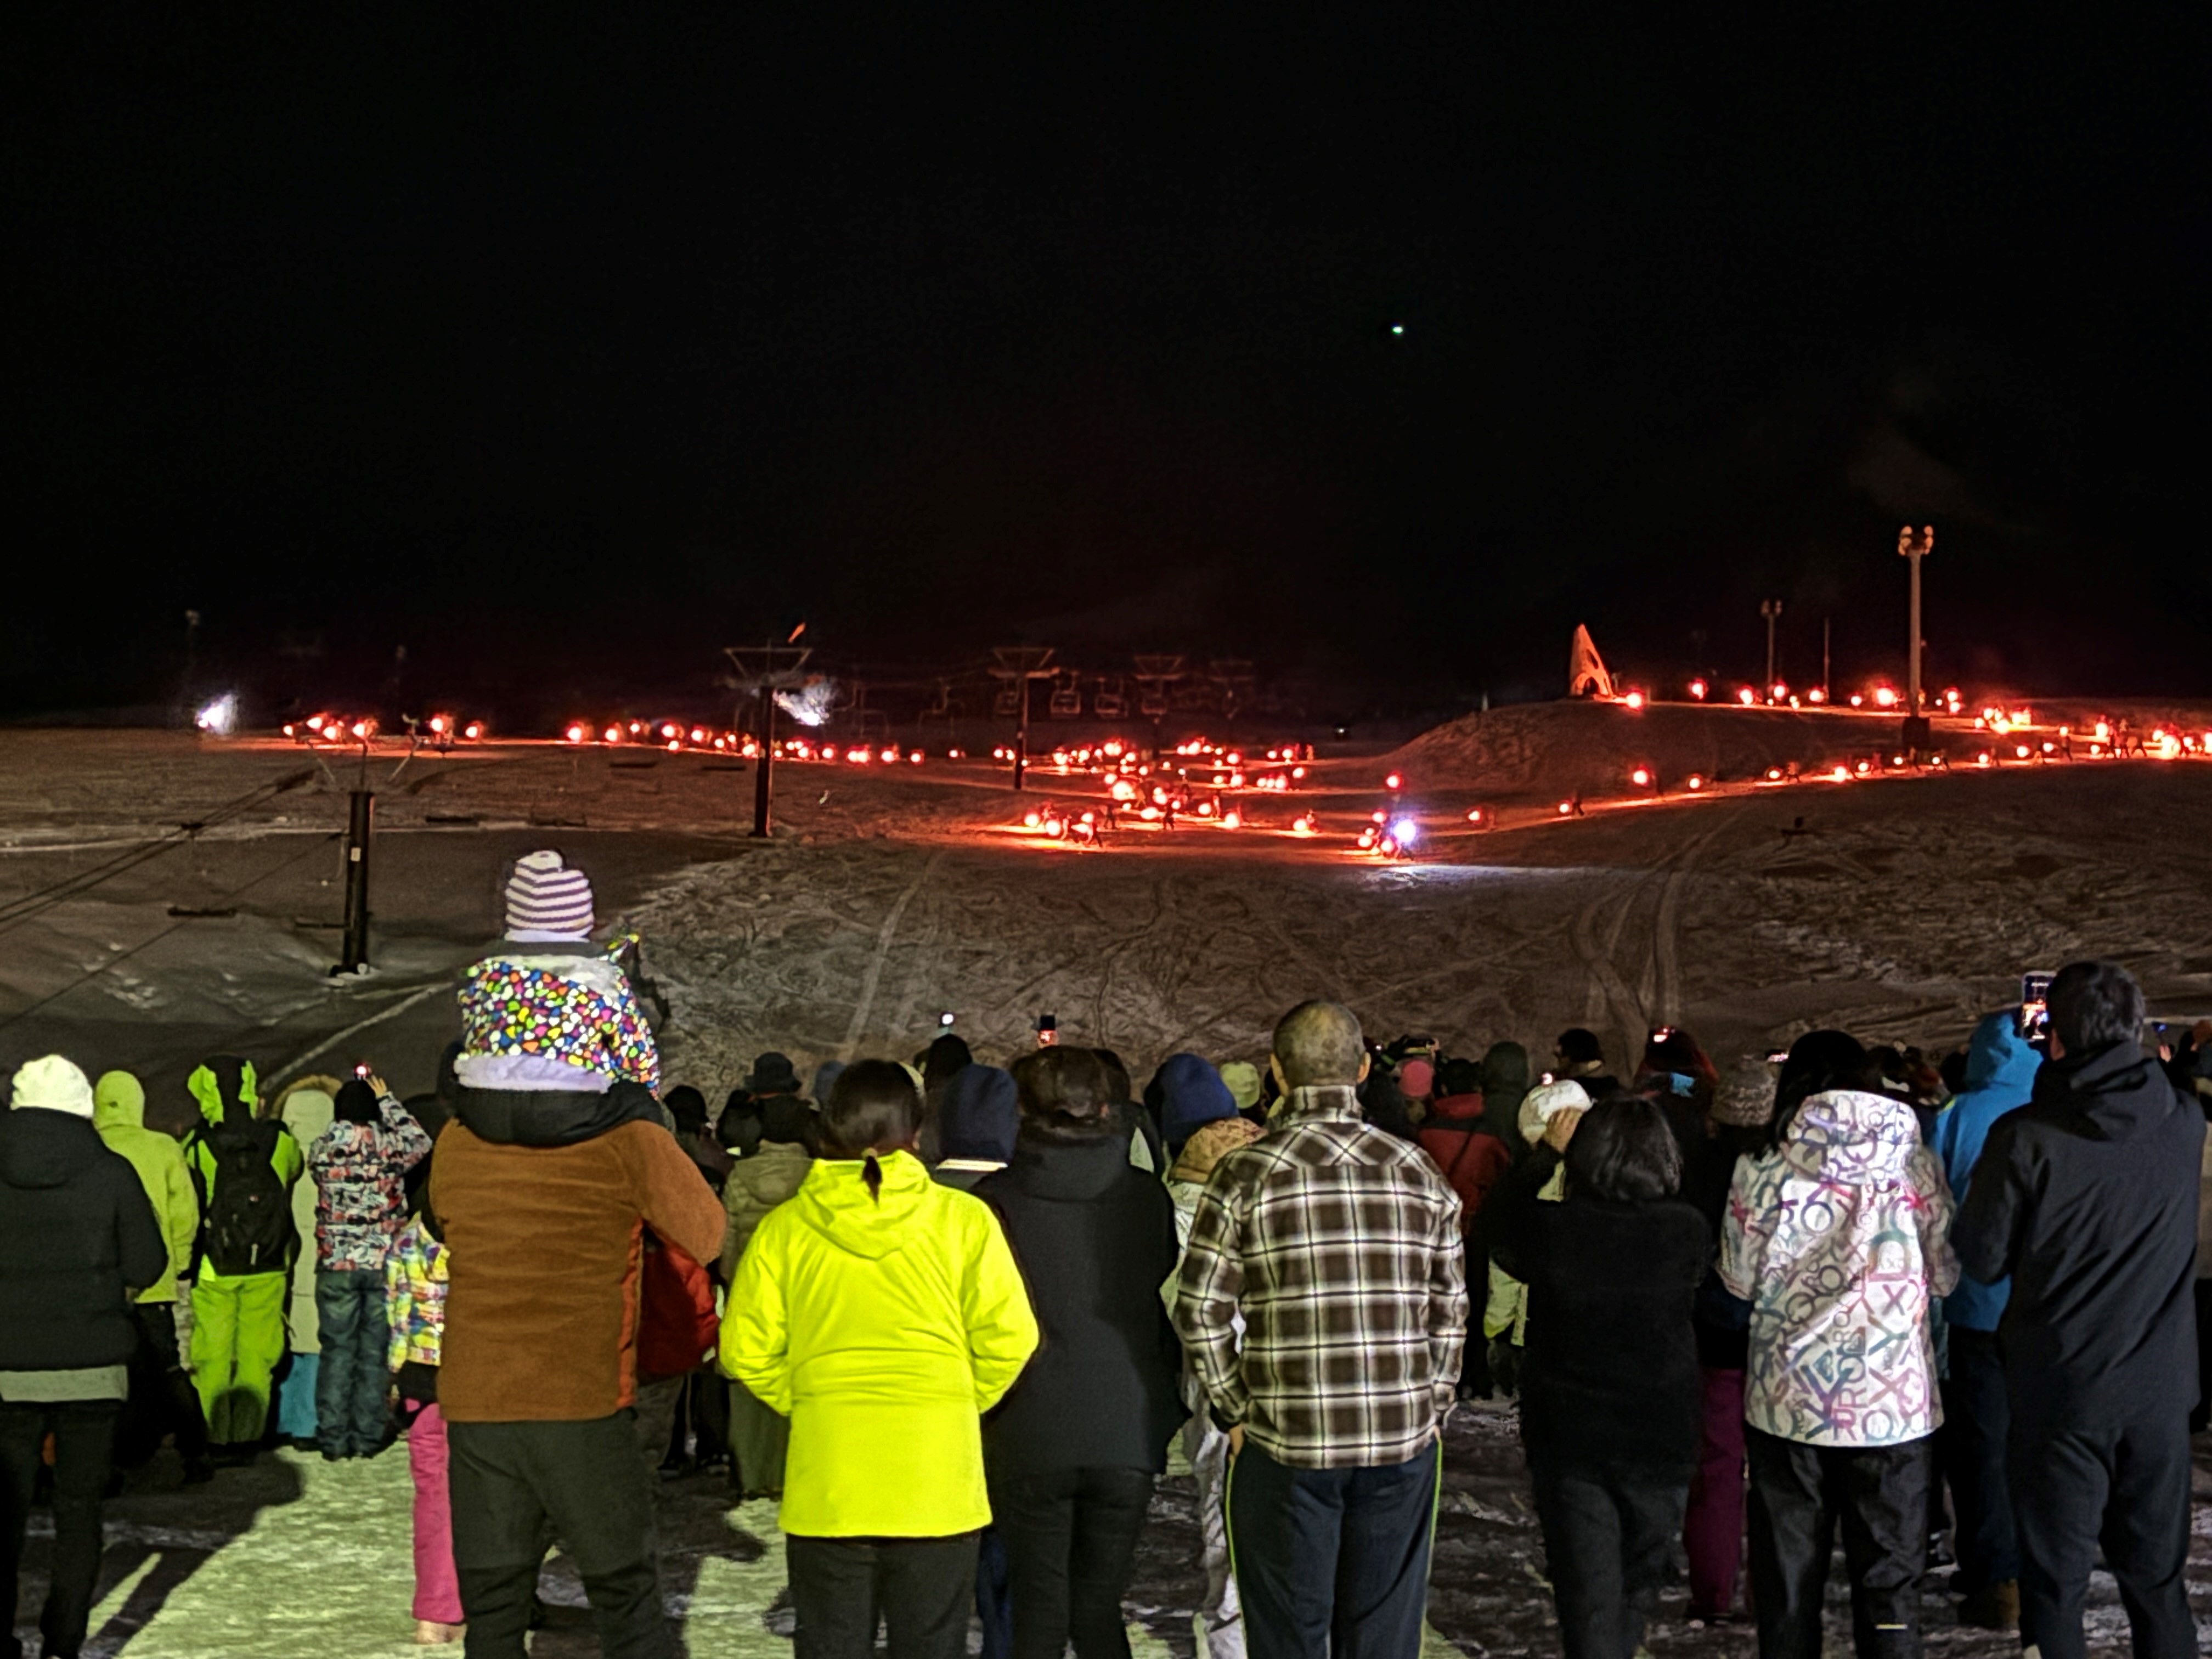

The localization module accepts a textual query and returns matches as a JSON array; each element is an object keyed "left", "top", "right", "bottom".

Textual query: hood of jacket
[
  {"left": 188, "top": 1056, "right": 259, "bottom": 1130},
  {"left": 730, "top": 1139, "right": 812, "bottom": 1205},
  {"left": 1780, "top": 1088, "right": 1920, "bottom": 1183},
  {"left": 1961, "top": 1012, "right": 2040, "bottom": 1100},
  {"left": 1426, "top": 1091, "right": 1485, "bottom": 1124},
  {"left": 939, "top": 1064, "right": 1018, "bottom": 1164},
  {"left": 93, "top": 1071, "right": 146, "bottom": 1133},
  {"left": 281, "top": 1088, "right": 336, "bottom": 1145},
  {"left": 789, "top": 1148, "right": 936, "bottom": 1261},
  {"left": 0, "top": 1105, "right": 108, "bottom": 1190},
  {"left": 452, "top": 1079, "right": 662, "bottom": 1147},
  {"left": 2033, "top": 1040, "right": 2179, "bottom": 1142},
  {"left": 1166, "top": 1114, "right": 1261, "bottom": 1186},
  {"left": 1002, "top": 1128, "right": 1133, "bottom": 1201},
  {"left": 1480, "top": 1041, "right": 1531, "bottom": 1102}
]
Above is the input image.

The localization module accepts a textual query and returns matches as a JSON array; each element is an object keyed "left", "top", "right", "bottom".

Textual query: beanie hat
[
  {"left": 1517, "top": 1078, "right": 1590, "bottom": 1148},
  {"left": 504, "top": 849, "right": 595, "bottom": 938},
  {"left": 334, "top": 1077, "right": 381, "bottom": 1124},
  {"left": 1155, "top": 1053, "right": 1238, "bottom": 1148},
  {"left": 11, "top": 1055, "right": 95, "bottom": 1118},
  {"left": 1397, "top": 1058, "right": 1435, "bottom": 1102},
  {"left": 1714, "top": 1056, "right": 1778, "bottom": 1127},
  {"left": 939, "top": 1064, "right": 1019, "bottom": 1163},
  {"left": 1218, "top": 1061, "right": 1263, "bottom": 1112}
]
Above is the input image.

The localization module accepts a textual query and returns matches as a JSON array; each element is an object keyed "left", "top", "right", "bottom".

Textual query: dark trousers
[
  {"left": 0, "top": 1399, "right": 120, "bottom": 1659},
  {"left": 314, "top": 1267, "right": 391, "bottom": 1455},
  {"left": 2191, "top": 1281, "right": 2212, "bottom": 1435},
  {"left": 975, "top": 1527, "right": 1012, "bottom": 1659},
  {"left": 448, "top": 1411, "right": 675, "bottom": 1659},
  {"left": 1745, "top": 1426, "right": 1927, "bottom": 1659},
  {"left": 1681, "top": 1365, "right": 1747, "bottom": 1618},
  {"left": 120, "top": 1301, "right": 209, "bottom": 1468},
  {"left": 786, "top": 1531, "right": 981, "bottom": 1659},
  {"left": 2008, "top": 1415, "right": 2193, "bottom": 1659},
  {"left": 1526, "top": 1457, "right": 1688, "bottom": 1659},
  {"left": 1939, "top": 1329, "right": 2017, "bottom": 1592},
  {"left": 1226, "top": 1438, "right": 1440, "bottom": 1659},
  {"left": 989, "top": 1464, "right": 1155, "bottom": 1659}
]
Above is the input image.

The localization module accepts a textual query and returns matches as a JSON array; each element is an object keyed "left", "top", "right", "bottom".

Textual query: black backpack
[{"left": 191, "top": 1122, "right": 297, "bottom": 1277}]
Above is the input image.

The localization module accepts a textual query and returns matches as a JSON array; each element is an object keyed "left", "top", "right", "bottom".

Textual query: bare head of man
[{"left": 1271, "top": 1000, "right": 1371, "bottom": 1094}]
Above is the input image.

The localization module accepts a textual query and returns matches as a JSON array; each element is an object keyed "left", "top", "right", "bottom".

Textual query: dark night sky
[{"left": 4, "top": 9, "right": 2207, "bottom": 719}]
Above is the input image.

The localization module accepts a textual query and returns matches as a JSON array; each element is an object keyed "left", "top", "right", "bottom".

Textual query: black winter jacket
[
  {"left": 1954, "top": 1041, "right": 2204, "bottom": 1429},
  {"left": 974, "top": 1128, "right": 1186, "bottom": 1474},
  {"left": 0, "top": 1108, "right": 167, "bottom": 1371},
  {"left": 1489, "top": 1147, "right": 1709, "bottom": 1473}
]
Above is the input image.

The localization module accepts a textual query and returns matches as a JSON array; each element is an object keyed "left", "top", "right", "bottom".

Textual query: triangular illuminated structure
[{"left": 1567, "top": 624, "right": 1616, "bottom": 699}]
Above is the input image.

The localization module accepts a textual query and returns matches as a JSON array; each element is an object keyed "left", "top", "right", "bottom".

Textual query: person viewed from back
[
  {"left": 664, "top": 1085, "right": 732, "bottom": 1195},
  {"left": 1953, "top": 961, "right": 2204, "bottom": 1659},
  {"left": 1489, "top": 1095, "right": 1708, "bottom": 1659},
  {"left": 1721, "top": 1030, "right": 1957, "bottom": 1659},
  {"left": 1553, "top": 1028, "right": 1618, "bottom": 1098},
  {"left": 1, "top": 1056, "right": 165, "bottom": 1659},
  {"left": 1217, "top": 1060, "right": 1265, "bottom": 1125},
  {"left": 93, "top": 1068, "right": 211, "bottom": 1483},
  {"left": 1418, "top": 1057, "right": 1513, "bottom": 1400},
  {"left": 1478, "top": 1042, "right": 1531, "bottom": 1137},
  {"left": 1175, "top": 1000, "right": 1467, "bottom": 1659},
  {"left": 1679, "top": 1056, "right": 1774, "bottom": 1627},
  {"left": 435, "top": 847, "right": 723, "bottom": 1658},
  {"left": 1634, "top": 1027, "right": 1717, "bottom": 1158},
  {"left": 1927, "top": 1011, "right": 2040, "bottom": 1632},
  {"left": 1485, "top": 1079, "right": 1590, "bottom": 1398},
  {"left": 182, "top": 1054, "right": 303, "bottom": 1457},
  {"left": 718, "top": 1094, "right": 817, "bottom": 1501},
  {"left": 721, "top": 1060, "right": 1040, "bottom": 1659},
  {"left": 308, "top": 1071, "right": 430, "bottom": 1461},
  {"left": 269, "top": 1075, "right": 338, "bottom": 1449},
  {"left": 932, "top": 1064, "right": 1019, "bottom": 1192},
  {"left": 1160, "top": 1064, "right": 1261, "bottom": 1659},
  {"left": 976, "top": 1048, "right": 1184, "bottom": 1659},
  {"left": 387, "top": 1200, "right": 462, "bottom": 1645}
]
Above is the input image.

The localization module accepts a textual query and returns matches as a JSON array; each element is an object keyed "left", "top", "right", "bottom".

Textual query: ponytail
[{"left": 861, "top": 1151, "right": 884, "bottom": 1202}]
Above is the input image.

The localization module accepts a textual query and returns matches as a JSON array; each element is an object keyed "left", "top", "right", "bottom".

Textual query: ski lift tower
[
  {"left": 724, "top": 633, "right": 814, "bottom": 837},
  {"left": 1897, "top": 524, "right": 1934, "bottom": 749},
  {"left": 989, "top": 646, "right": 1058, "bottom": 791}
]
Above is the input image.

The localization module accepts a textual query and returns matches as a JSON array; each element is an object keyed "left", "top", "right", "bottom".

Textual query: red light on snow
[
  {"left": 1688, "top": 679, "right": 1708, "bottom": 701},
  {"left": 1624, "top": 691, "right": 1646, "bottom": 710},
  {"left": 1686, "top": 775, "right": 1705, "bottom": 791},
  {"left": 1630, "top": 767, "right": 1652, "bottom": 787},
  {"left": 1385, "top": 772, "right": 1403, "bottom": 791},
  {"left": 1737, "top": 687, "right": 1757, "bottom": 707},
  {"left": 1872, "top": 686, "right": 1899, "bottom": 709}
]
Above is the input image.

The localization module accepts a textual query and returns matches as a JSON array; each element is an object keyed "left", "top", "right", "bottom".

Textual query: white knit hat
[
  {"left": 11, "top": 1055, "right": 95, "bottom": 1118},
  {"left": 504, "top": 850, "right": 595, "bottom": 937},
  {"left": 1517, "top": 1077, "right": 1590, "bottom": 1147}
]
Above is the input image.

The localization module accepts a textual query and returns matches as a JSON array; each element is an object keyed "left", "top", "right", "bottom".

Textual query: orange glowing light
[
  {"left": 1688, "top": 679, "right": 1708, "bottom": 701},
  {"left": 1873, "top": 686, "right": 1899, "bottom": 708},
  {"left": 566, "top": 724, "right": 585, "bottom": 743},
  {"left": 603, "top": 725, "right": 621, "bottom": 743},
  {"left": 427, "top": 715, "right": 448, "bottom": 734},
  {"left": 1624, "top": 690, "right": 1646, "bottom": 710},
  {"left": 1807, "top": 688, "right": 1826, "bottom": 704},
  {"left": 1832, "top": 765, "right": 1849, "bottom": 781},
  {"left": 1465, "top": 807, "right": 1485, "bottom": 822},
  {"left": 1557, "top": 800, "right": 1573, "bottom": 815},
  {"left": 464, "top": 722, "right": 483, "bottom": 740},
  {"left": 1737, "top": 688, "right": 1757, "bottom": 707},
  {"left": 1222, "top": 809, "right": 1243, "bottom": 829},
  {"left": 1686, "top": 775, "right": 1705, "bottom": 791},
  {"left": 1630, "top": 767, "right": 1652, "bottom": 787},
  {"left": 1385, "top": 773, "right": 1403, "bottom": 791}
]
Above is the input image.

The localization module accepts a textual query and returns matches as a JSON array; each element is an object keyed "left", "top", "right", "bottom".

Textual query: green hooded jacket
[
  {"left": 183, "top": 1057, "right": 304, "bottom": 1282},
  {"left": 93, "top": 1071, "right": 199, "bottom": 1304}
]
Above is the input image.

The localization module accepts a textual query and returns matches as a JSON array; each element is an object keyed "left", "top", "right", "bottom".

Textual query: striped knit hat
[{"left": 504, "top": 850, "right": 595, "bottom": 938}]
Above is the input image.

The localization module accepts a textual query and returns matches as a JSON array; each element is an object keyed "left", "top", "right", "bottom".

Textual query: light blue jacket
[{"left": 1931, "top": 1012, "right": 2042, "bottom": 1330}]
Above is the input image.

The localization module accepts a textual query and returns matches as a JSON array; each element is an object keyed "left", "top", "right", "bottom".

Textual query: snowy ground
[{"left": 4, "top": 723, "right": 2212, "bottom": 1654}]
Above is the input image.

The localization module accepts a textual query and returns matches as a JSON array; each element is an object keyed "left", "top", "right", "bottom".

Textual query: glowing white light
[
  {"left": 1390, "top": 819, "right": 1419, "bottom": 847},
  {"left": 773, "top": 677, "right": 837, "bottom": 729},
  {"left": 194, "top": 692, "right": 238, "bottom": 736},
  {"left": 1390, "top": 324, "right": 1404, "bottom": 335}
]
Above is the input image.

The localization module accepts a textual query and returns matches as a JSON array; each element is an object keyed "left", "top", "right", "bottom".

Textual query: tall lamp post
[
  {"left": 724, "top": 635, "right": 814, "bottom": 837},
  {"left": 1897, "top": 524, "right": 1934, "bottom": 748},
  {"left": 1759, "top": 599, "right": 1783, "bottom": 700}
]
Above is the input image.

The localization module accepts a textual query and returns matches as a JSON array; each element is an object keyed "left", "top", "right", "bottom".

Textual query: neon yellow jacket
[
  {"left": 720, "top": 1150, "right": 1039, "bottom": 1538},
  {"left": 183, "top": 1058, "right": 304, "bottom": 1284},
  {"left": 92, "top": 1072, "right": 199, "bottom": 1304}
]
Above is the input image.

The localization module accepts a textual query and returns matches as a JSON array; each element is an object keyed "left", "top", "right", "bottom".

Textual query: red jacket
[{"left": 1417, "top": 1094, "right": 1513, "bottom": 1234}]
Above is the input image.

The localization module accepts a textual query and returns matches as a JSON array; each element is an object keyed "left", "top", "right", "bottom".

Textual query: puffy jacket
[
  {"left": 1720, "top": 1088, "right": 1959, "bottom": 1447},
  {"left": 455, "top": 938, "right": 661, "bottom": 1092},
  {"left": 0, "top": 1106, "right": 167, "bottom": 1372},
  {"left": 719, "top": 1140, "right": 813, "bottom": 1280},
  {"left": 386, "top": 1218, "right": 449, "bottom": 1371},
  {"left": 275, "top": 1081, "right": 337, "bottom": 1349},
  {"left": 308, "top": 1093, "right": 432, "bottom": 1271},
  {"left": 1929, "top": 1013, "right": 2040, "bottom": 1330},
  {"left": 720, "top": 1150, "right": 1039, "bottom": 1538},
  {"left": 93, "top": 1071, "right": 198, "bottom": 1304},
  {"left": 182, "top": 1056, "right": 303, "bottom": 1283},
  {"left": 1417, "top": 1093, "right": 1513, "bottom": 1234}
]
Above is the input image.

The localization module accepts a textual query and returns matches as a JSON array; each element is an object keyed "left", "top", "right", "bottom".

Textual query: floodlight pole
[
  {"left": 336, "top": 788, "right": 373, "bottom": 974},
  {"left": 1898, "top": 524, "right": 1934, "bottom": 747},
  {"left": 723, "top": 639, "right": 813, "bottom": 838},
  {"left": 1760, "top": 599, "right": 1783, "bottom": 699},
  {"left": 991, "top": 647, "right": 1057, "bottom": 792},
  {"left": 753, "top": 684, "right": 776, "bottom": 837}
]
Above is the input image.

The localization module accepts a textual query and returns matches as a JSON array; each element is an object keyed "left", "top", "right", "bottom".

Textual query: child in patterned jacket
[{"left": 387, "top": 1211, "right": 459, "bottom": 1644}]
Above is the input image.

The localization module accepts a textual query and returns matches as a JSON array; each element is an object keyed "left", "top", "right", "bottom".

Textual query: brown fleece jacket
[{"left": 431, "top": 1119, "right": 725, "bottom": 1423}]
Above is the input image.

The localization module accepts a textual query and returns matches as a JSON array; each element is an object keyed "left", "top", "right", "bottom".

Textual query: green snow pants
[{"left": 191, "top": 1271, "right": 290, "bottom": 1447}]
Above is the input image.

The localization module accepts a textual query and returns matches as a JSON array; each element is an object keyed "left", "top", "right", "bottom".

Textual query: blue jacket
[{"left": 1931, "top": 1012, "right": 2041, "bottom": 1330}]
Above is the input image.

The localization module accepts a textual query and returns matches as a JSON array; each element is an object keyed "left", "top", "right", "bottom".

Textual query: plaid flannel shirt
[{"left": 1172, "top": 1084, "right": 1468, "bottom": 1468}]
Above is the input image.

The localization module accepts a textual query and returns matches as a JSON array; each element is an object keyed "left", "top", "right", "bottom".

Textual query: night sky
[{"left": 5, "top": 10, "right": 2207, "bottom": 720}]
